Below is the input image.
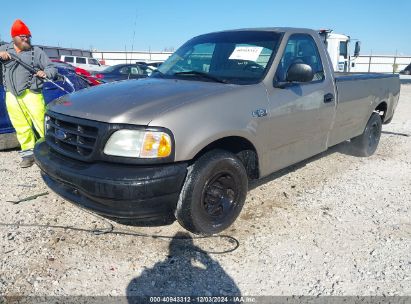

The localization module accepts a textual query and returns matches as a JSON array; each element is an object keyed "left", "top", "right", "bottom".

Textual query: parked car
[
  {"left": 93, "top": 64, "right": 150, "bottom": 82},
  {"left": 35, "top": 28, "right": 400, "bottom": 235},
  {"left": 60, "top": 55, "right": 107, "bottom": 73},
  {"left": 399, "top": 63, "right": 411, "bottom": 75},
  {"left": 51, "top": 60, "right": 103, "bottom": 86},
  {"left": 0, "top": 65, "right": 91, "bottom": 150}
]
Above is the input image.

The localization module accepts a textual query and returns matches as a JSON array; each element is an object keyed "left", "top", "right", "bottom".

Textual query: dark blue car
[
  {"left": 0, "top": 65, "right": 90, "bottom": 149},
  {"left": 93, "top": 64, "right": 150, "bottom": 82}
]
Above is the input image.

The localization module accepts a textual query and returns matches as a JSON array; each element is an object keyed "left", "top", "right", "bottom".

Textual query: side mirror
[
  {"left": 286, "top": 63, "right": 314, "bottom": 83},
  {"left": 354, "top": 41, "right": 361, "bottom": 57}
]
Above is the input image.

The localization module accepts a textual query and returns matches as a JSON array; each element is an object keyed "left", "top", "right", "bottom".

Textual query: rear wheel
[
  {"left": 175, "top": 150, "right": 248, "bottom": 235},
  {"left": 351, "top": 112, "right": 382, "bottom": 157}
]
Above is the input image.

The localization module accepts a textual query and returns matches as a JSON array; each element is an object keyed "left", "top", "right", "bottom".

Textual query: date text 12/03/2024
[{"left": 148, "top": 296, "right": 256, "bottom": 303}]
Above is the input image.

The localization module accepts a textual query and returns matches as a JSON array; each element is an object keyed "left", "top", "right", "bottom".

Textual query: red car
[{"left": 51, "top": 60, "right": 103, "bottom": 86}]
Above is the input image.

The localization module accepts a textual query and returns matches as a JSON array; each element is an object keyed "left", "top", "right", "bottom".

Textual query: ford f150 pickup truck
[{"left": 34, "top": 28, "right": 400, "bottom": 235}]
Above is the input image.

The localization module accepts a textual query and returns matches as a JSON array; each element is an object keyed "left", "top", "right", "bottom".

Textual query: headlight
[
  {"left": 44, "top": 115, "right": 50, "bottom": 133},
  {"left": 103, "top": 129, "right": 172, "bottom": 158}
]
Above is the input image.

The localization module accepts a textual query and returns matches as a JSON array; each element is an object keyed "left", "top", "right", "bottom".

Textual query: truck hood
[{"left": 48, "top": 78, "right": 236, "bottom": 125}]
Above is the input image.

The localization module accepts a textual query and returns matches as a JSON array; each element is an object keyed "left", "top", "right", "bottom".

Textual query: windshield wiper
[{"left": 173, "top": 71, "right": 228, "bottom": 84}]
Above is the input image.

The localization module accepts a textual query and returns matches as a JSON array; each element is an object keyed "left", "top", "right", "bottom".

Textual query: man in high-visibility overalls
[{"left": 0, "top": 19, "right": 56, "bottom": 168}]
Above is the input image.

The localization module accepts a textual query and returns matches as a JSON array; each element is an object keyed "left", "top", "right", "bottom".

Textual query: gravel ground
[{"left": 0, "top": 85, "right": 410, "bottom": 298}]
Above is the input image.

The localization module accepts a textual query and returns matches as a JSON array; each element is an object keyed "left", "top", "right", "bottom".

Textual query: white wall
[
  {"left": 351, "top": 55, "right": 411, "bottom": 73},
  {"left": 92, "top": 50, "right": 411, "bottom": 74},
  {"left": 92, "top": 51, "right": 173, "bottom": 66}
]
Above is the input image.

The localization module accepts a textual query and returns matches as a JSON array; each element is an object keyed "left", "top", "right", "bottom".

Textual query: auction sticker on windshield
[{"left": 229, "top": 46, "right": 263, "bottom": 61}]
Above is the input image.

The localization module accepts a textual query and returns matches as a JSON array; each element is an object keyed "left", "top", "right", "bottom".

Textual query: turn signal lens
[
  {"left": 158, "top": 134, "right": 172, "bottom": 157},
  {"left": 140, "top": 132, "right": 172, "bottom": 158}
]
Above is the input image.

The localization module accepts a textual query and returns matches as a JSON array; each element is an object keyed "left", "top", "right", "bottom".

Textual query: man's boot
[{"left": 20, "top": 155, "right": 34, "bottom": 168}]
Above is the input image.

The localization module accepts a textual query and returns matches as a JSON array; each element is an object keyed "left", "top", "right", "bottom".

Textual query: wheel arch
[
  {"left": 189, "top": 136, "right": 260, "bottom": 180},
  {"left": 374, "top": 101, "right": 388, "bottom": 122}
]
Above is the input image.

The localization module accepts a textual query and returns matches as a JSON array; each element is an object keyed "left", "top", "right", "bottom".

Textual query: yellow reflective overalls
[{"left": 5, "top": 89, "right": 46, "bottom": 150}]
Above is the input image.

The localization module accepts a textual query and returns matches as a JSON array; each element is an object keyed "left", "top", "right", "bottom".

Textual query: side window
[
  {"left": 64, "top": 56, "right": 74, "bottom": 63},
  {"left": 119, "top": 67, "right": 130, "bottom": 74},
  {"left": 275, "top": 34, "right": 325, "bottom": 83},
  {"left": 139, "top": 65, "right": 152, "bottom": 76},
  {"left": 130, "top": 66, "right": 141, "bottom": 75},
  {"left": 339, "top": 41, "right": 348, "bottom": 59},
  {"left": 76, "top": 57, "right": 87, "bottom": 64}
]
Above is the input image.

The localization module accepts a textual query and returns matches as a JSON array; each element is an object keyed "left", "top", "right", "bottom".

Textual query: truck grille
[
  {"left": 45, "top": 112, "right": 100, "bottom": 161},
  {"left": 43, "top": 111, "right": 174, "bottom": 165}
]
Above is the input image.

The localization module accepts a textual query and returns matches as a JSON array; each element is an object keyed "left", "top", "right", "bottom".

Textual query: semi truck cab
[{"left": 319, "top": 29, "right": 361, "bottom": 72}]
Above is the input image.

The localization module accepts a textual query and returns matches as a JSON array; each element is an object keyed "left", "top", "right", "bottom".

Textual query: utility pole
[
  {"left": 131, "top": 9, "right": 138, "bottom": 65},
  {"left": 125, "top": 45, "right": 128, "bottom": 64},
  {"left": 393, "top": 49, "right": 398, "bottom": 74},
  {"left": 368, "top": 50, "right": 372, "bottom": 73}
]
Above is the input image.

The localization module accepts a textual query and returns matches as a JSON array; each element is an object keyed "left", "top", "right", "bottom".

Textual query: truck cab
[{"left": 319, "top": 29, "right": 360, "bottom": 72}]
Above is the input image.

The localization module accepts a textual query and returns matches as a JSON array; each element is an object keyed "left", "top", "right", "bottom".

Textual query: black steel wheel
[
  {"left": 202, "top": 172, "right": 239, "bottom": 219},
  {"left": 351, "top": 112, "right": 382, "bottom": 157},
  {"left": 175, "top": 150, "right": 248, "bottom": 235}
]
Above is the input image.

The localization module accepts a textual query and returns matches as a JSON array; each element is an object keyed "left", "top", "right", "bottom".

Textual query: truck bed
[{"left": 328, "top": 72, "right": 401, "bottom": 147}]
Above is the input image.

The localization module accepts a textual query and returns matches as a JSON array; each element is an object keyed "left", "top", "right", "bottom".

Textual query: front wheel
[
  {"left": 175, "top": 150, "right": 248, "bottom": 235},
  {"left": 351, "top": 112, "right": 382, "bottom": 157}
]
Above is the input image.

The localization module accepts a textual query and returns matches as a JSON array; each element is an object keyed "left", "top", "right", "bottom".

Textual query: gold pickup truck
[{"left": 34, "top": 28, "right": 400, "bottom": 235}]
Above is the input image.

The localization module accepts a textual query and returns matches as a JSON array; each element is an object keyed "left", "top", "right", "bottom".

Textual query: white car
[{"left": 60, "top": 55, "right": 108, "bottom": 72}]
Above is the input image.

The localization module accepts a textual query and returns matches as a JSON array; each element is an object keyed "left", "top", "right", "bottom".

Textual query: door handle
[{"left": 324, "top": 93, "right": 334, "bottom": 103}]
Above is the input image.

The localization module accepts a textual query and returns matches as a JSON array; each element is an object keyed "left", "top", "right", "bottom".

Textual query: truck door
[
  {"left": 339, "top": 40, "right": 349, "bottom": 72},
  {"left": 265, "top": 33, "right": 336, "bottom": 173}
]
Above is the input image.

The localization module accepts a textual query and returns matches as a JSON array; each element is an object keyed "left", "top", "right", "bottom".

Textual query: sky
[{"left": 0, "top": 0, "right": 410, "bottom": 55}]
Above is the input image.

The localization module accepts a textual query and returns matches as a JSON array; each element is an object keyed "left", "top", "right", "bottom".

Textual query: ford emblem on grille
[{"left": 55, "top": 129, "right": 68, "bottom": 140}]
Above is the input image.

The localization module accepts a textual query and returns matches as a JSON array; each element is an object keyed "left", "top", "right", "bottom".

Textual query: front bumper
[{"left": 34, "top": 140, "right": 187, "bottom": 220}]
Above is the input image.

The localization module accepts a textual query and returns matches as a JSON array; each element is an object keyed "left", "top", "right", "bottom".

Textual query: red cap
[{"left": 11, "top": 19, "right": 31, "bottom": 38}]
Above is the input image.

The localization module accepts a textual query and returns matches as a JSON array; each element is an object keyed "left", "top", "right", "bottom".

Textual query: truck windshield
[{"left": 153, "top": 31, "right": 282, "bottom": 85}]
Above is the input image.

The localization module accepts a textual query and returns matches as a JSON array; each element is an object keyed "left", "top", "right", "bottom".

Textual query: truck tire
[
  {"left": 175, "top": 150, "right": 248, "bottom": 235},
  {"left": 351, "top": 112, "right": 382, "bottom": 157}
]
